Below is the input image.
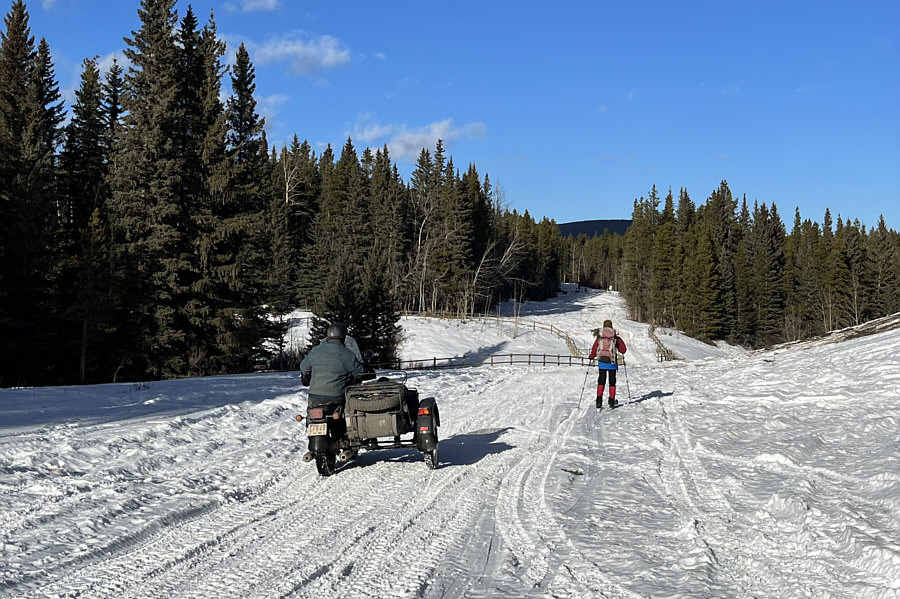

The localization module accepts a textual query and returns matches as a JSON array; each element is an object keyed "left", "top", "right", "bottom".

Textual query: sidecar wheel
[{"left": 424, "top": 436, "right": 439, "bottom": 470}]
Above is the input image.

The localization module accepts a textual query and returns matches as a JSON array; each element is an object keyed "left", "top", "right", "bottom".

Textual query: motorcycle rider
[{"left": 300, "top": 322, "right": 368, "bottom": 408}]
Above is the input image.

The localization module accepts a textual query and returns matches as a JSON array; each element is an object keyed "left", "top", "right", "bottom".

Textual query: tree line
[
  {"left": 574, "top": 183, "right": 899, "bottom": 346},
  {"left": 0, "top": 0, "right": 565, "bottom": 387},
  {"left": 2, "top": 0, "right": 896, "bottom": 388}
]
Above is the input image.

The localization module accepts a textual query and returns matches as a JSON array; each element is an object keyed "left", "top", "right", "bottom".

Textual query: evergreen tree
[
  {"left": 781, "top": 208, "right": 804, "bottom": 341},
  {"left": 0, "top": 2, "right": 63, "bottom": 384},
  {"left": 679, "top": 219, "right": 721, "bottom": 340},
  {"left": 107, "top": 0, "right": 189, "bottom": 379},
  {"left": 733, "top": 198, "right": 756, "bottom": 343},
  {"left": 368, "top": 144, "right": 410, "bottom": 300},
  {"left": 59, "top": 58, "right": 106, "bottom": 247},
  {"left": 623, "top": 192, "right": 656, "bottom": 322},
  {"left": 188, "top": 9, "right": 236, "bottom": 375},
  {"left": 705, "top": 181, "right": 738, "bottom": 340},
  {"left": 843, "top": 219, "right": 870, "bottom": 325},
  {"left": 102, "top": 57, "right": 124, "bottom": 155},
  {"left": 217, "top": 42, "right": 272, "bottom": 370},
  {"left": 751, "top": 203, "right": 786, "bottom": 345},
  {"left": 650, "top": 189, "right": 677, "bottom": 326},
  {"left": 820, "top": 211, "right": 852, "bottom": 331},
  {"left": 407, "top": 146, "right": 436, "bottom": 312},
  {"left": 57, "top": 57, "right": 110, "bottom": 382},
  {"left": 868, "top": 215, "right": 898, "bottom": 318}
]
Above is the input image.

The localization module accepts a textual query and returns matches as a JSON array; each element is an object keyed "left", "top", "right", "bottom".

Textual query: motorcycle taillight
[
  {"left": 418, "top": 407, "right": 430, "bottom": 416},
  {"left": 308, "top": 407, "right": 325, "bottom": 420}
]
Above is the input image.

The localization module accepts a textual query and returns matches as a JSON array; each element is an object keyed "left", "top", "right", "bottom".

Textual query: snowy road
[{"left": 1, "top": 289, "right": 898, "bottom": 598}]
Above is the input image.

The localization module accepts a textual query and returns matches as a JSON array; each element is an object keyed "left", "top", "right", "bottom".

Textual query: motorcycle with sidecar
[{"left": 297, "top": 372, "right": 440, "bottom": 476}]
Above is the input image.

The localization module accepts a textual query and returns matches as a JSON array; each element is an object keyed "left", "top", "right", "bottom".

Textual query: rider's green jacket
[{"left": 300, "top": 339, "right": 367, "bottom": 405}]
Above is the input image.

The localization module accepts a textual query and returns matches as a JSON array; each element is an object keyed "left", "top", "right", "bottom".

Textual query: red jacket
[{"left": 588, "top": 327, "right": 627, "bottom": 361}]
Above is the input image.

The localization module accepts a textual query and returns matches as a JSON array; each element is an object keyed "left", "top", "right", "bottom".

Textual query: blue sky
[{"left": 25, "top": 0, "right": 900, "bottom": 229}]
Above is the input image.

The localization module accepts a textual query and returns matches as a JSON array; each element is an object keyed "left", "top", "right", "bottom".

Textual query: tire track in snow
[
  {"left": 657, "top": 395, "right": 822, "bottom": 597},
  {"left": 33, "top": 450, "right": 319, "bottom": 598},
  {"left": 34, "top": 377, "right": 534, "bottom": 599},
  {"left": 486, "top": 377, "right": 644, "bottom": 598}
]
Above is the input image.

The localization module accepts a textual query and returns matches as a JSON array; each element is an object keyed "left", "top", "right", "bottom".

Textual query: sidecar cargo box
[
  {"left": 345, "top": 381, "right": 413, "bottom": 414},
  {"left": 345, "top": 381, "right": 416, "bottom": 439}
]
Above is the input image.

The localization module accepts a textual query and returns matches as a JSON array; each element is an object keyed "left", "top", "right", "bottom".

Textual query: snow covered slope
[{"left": 1, "top": 289, "right": 898, "bottom": 598}]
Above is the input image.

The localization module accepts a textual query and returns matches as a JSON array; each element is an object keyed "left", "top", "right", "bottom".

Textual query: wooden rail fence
[
  {"left": 378, "top": 353, "right": 594, "bottom": 371},
  {"left": 288, "top": 311, "right": 596, "bottom": 371},
  {"left": 648, "top": 324, "right": 679, "bottom": 362}
]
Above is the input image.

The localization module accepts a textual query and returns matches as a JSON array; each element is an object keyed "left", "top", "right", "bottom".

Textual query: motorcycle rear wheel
[{"left": 315, "top": 450, "right": 337, "bottom": 476}]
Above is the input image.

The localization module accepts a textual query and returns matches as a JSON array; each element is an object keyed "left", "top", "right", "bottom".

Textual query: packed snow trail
[{"left": 1, "top": 289, "right": 898, "bottom": 598}]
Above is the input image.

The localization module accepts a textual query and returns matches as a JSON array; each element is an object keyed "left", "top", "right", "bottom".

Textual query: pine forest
[{"left": 1, "top": 0, "right": 897, "bottom": 387}]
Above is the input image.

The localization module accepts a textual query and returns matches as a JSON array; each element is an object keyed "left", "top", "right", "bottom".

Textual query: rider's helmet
[{"left": 326, "top": 322, "right": 348, "bottom": 343}]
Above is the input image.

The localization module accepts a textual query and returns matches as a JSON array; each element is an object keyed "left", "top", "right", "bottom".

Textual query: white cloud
[
  {"left": 253, "top": 35, "right": 351, "bottom": 74},
  {"left": 390, "top": 119, "right": 487, "bottom": 160},
  {"left": 256, "top": 93, "right": 289, "bottom": 133},
  {"left": 353, "top": 115, "right": 395, "bottom": 144},
  {"left": 97, "top": 52, "right": 131, "bottom": 77},
  {"left": 350, "top": 117, "right": 487, "bottom": 159},
  {"left": 720, "top": 80, "right": 744, "bottom": 97},
  {"left": 42, "top": 0, "right": 58, "bottom": 9},
  {"left": 625, "top": 89, "right": 636, "bottom": 101},
  {"left": 242, "top": 0, "right": 280, "bottom": 11}
]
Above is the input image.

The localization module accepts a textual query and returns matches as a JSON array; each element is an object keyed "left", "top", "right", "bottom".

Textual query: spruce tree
[
  {"left": 218, "top": 42, "right": 271, "bottom": 371},
  {"left": 680, "top": 219, "right": 721, "bottom": 340},
  {"left": 0, "top": 2, "right": 63, "bottom": 384},
  {"left": 868, "top": 215, "right": 898, "bottom": 318},
  {"left": 57, "top": 57, "right": 110, "bottom": 382},
  {"left": 107, "top": 0, "right": 189, "bottom": 379},
  {"left": 623, "top": 194, "right": 655, "bottom": 322},
  {"left": 187, "top": 10, "right": 235, "bottom": 375},
  {"left": 650, "top": 189, "right": 677, "bottom": 326},
  {"left": 734, "top": 198, "right": 756, "bottom": 344},
  {"left": 705, "top": 181, "right": 738, "bottom": 340},
  {"left": 843, "top": 219, "right": 871, "bottom": 325},
  {"left": 752, "top": 203, "right": 786, "bottom": 344},
  {"left": 408, "top": 146, "right": 435, "bottom": 312},
  {"left": 368, "top": 145, "right": 413, "bottom": 308},
  {"left": 102, "top": 57, "right": 124, "bottom": 154}
]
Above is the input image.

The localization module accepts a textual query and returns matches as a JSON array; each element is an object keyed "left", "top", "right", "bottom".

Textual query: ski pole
[
  {"left": 577, "top": 362, "right": 592, "bottom": 408},
  {"left": 622, "top": 357, "right": 632, "bottom": 401}
]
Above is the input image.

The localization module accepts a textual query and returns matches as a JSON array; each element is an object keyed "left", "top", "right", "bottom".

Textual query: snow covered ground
[{"left": 1, "top": 288, "right": 898, "bottom": 599}]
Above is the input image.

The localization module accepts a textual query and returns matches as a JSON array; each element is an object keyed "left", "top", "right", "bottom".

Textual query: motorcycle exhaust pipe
[
  {"left": 338, "top": 449, "right": 353, "bottom": 462},
  {"left": 302, "top": 451, "right": 314, "bottom": 462}
]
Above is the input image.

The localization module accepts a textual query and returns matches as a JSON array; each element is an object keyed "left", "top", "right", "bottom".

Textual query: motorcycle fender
[
  {"left": 417, "top": 431, "right": 437, "bottom": 452},
  {"left": 308, "top": 428, "right": 329, "bottom": 452},
  {"left": 416, "top": 397, "right": 439, "bottom": 452}
]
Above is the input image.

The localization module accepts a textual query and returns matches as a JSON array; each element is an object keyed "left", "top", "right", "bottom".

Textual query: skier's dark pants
[{"left": 597, "top": 369, "right": 617, "bottom": 387}]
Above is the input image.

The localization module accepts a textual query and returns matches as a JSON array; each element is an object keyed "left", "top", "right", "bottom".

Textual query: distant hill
[{"left": 557, "top": 219, "right": 631, "bottom": 238}]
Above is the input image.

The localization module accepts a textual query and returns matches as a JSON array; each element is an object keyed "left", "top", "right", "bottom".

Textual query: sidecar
[{"left": 343, "top": 377, "right": 440, "bottom": 470}]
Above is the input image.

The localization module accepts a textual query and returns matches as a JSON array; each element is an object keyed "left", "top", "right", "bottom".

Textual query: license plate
[{"left": 308, "top": 423, "right": 327, "bottom": 436}]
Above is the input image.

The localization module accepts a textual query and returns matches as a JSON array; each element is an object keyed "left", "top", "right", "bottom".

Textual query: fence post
[{"left": 433, "top": 357, "right": 436, "bottom": 370}]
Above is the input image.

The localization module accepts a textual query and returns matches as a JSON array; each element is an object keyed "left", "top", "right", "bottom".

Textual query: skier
[
  {"left": 300, "top": 322, "right": 368, "bottom": 408},
  {"left": 588, "top": 319, "right": 627, "bottom": 409}
]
